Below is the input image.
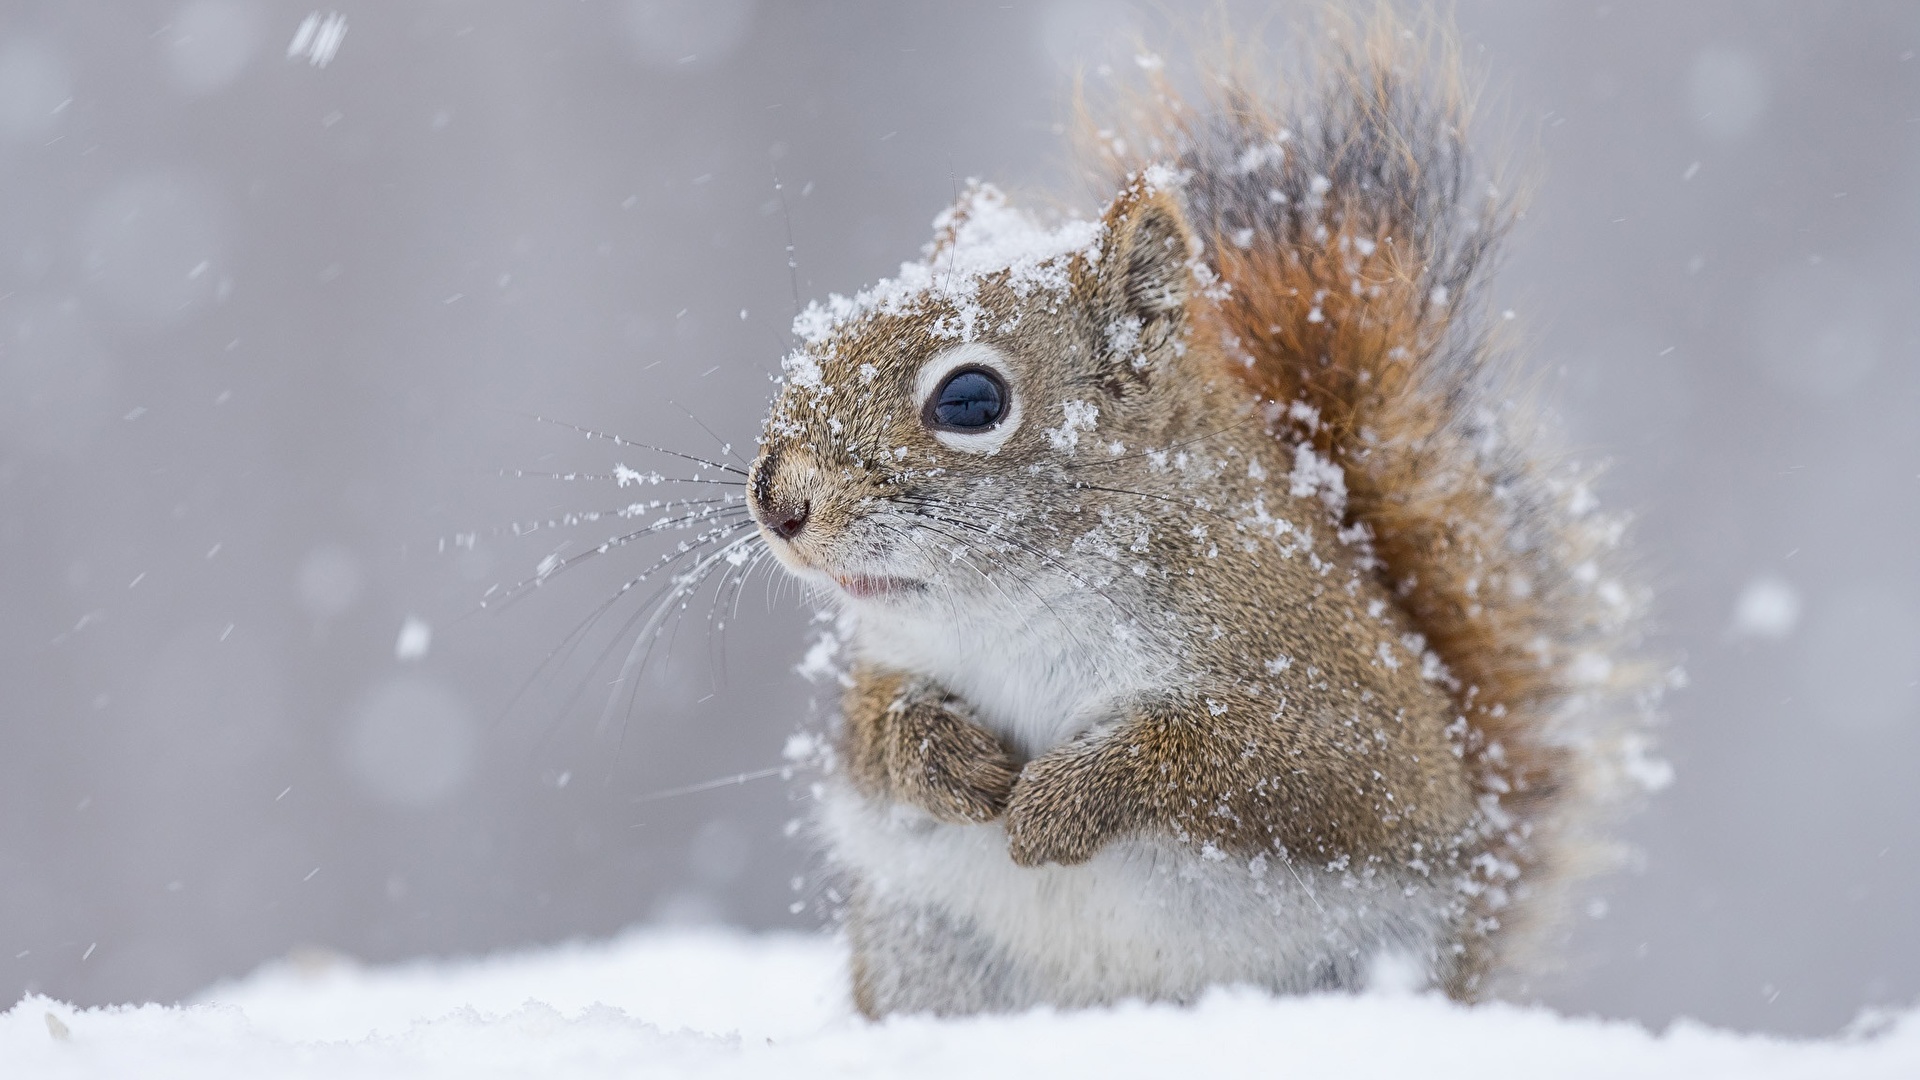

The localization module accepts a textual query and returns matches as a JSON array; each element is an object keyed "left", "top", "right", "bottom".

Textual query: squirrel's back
[{"left": 1085, "top": 12, "right": 1663, "bottom": 992}]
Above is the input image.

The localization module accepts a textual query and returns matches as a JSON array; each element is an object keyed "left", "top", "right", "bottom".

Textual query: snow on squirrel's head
[{"left": 747, "top": 173, "right": 1215, "bottom": 610}]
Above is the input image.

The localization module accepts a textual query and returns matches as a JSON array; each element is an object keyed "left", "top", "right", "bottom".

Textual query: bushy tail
[{"left": 1082, "top": 10, "right": 1666, "bottom": 993}]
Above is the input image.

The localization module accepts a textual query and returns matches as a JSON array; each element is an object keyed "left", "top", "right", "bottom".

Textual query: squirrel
[{"left": 746, "top": 11, "right": 1661, "bottom": 1018}]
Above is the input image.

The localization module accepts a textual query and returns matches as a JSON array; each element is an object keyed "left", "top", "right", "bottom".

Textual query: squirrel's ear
[{"left": 1082, "top": 183, "right": 1196, "bottom": 383}]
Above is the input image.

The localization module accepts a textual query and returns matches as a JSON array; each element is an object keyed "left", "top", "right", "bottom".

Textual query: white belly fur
[
  {"left": 855, "top": 597, "right": 1166, "bottom": 761},
  {"left": 835, "top": 609, "right": 1450, "bottom": 1008},
  {"left": 822, "top": 781, "right": 1446, "bottom": 1006}
]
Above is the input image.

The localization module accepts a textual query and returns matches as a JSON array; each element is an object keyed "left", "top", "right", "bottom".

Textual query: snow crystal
[
  {"left": 1107, "top": 315, "right": 1145, "bottom": 364},
  {"left": 781, "top": 731, "right": 825, "bottom": 765},
  {"left": 782, "top": 349, "right": 827, "bottom": 393},
  {"left": 1287, "top": 444, "right": 1347, "bottom": 514},
  {"left": 789, "top": 184, "right": 1101, "bottom": 350},
  {"left": 795, "top": 628, "right": 845, "bottom": 684},
  {"left": 1045, "top": 400, "right": 1099, "bottom": 453},
  {"left": 1139, "top": 162, "right": 1183, "bottom": 194},
  {"left": 613, "top": 464, "right": 666, "bottom": 488},
  {"left": 1235, "top": 137, "right": 1289, "bottom": 175},
  {"left": 1568, "top": 651, "right": 1614, "bottom": 685},
  {"left": 1620, "top": 732, "right": 1677, "bottom": 793},
  {"left": 1375, "top": 641, "right": 1401, "bottom": 670}
]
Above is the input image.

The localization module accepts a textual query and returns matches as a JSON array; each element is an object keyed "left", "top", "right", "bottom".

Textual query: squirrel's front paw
[
  {"left": 1003, "top": 748, "right": 1120, "bottom": 867},
  {"left": 887, "top": 705, "right": 1017, "bottom": 824}
]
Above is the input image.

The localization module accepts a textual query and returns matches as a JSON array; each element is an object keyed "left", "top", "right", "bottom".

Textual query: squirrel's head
[{"left": 749, "top": 176, "right": 1213, "bottom": 614}]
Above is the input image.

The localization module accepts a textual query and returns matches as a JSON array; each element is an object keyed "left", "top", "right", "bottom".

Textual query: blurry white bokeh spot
[
  {"left": 1687, "top": 45, "right": 1767, "bottom": 142},
  {"left": 163, "top": 0, "right": 265, "bottom": 97},
  {"left": 621, "top": 0, "right": 757, "bottom": 70},
  {"left": 689, "top": 817, "right": 749, "bottom": 886},
  {"left": 1798, "top": 584, "right": 1920, "bottom": 734},
  {"left": 343, "top": 677, "right": 477, "bottom": 807},
  {"left": 1752, "top": 259, "right": 1884, "bottom": 399},
  {"left": 136, "top": 627, "right": 289, "bottom": 776},
  {"left": 394, "top": 615, "right": 432, "bottom": 661},
  {"left": 1038, "top": 0, "right": 1141, "bottom": 73},
  {"left": 1561, "top": 330, "right": 1692, "bottom": 449},
  {"left": 295, "top": 544, "right": 364, "bottom": 621},
  {"left": 77, "top": 172, "right": 230, "bottom": 331},
  {"left": 1730, "top": 575, "right": 1800, "bottom": 640},
  {"left": 0, "top": 293, "right": 117, "bottom": 457},
  {"left": 0, "top": 39, "right": 70, "bottom": 143}
]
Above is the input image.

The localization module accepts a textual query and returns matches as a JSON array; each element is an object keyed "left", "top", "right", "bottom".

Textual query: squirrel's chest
[{"left": 854, "top": 608, "right": 1168, "bottom": 760}]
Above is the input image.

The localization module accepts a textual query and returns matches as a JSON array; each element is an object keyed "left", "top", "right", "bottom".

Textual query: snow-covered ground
[{"left": 5, "top": 928, "right": 1916, "bottom": 1078}]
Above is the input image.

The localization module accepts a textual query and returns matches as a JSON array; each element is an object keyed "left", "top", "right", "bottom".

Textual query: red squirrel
[{"left": 748, "top": 11, "right": 1662, "bottom": 1017}]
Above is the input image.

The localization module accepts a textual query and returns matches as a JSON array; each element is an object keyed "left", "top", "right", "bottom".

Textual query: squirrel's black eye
[{"left": 926, "top": 367, "right": 1007, "bottom": 431}]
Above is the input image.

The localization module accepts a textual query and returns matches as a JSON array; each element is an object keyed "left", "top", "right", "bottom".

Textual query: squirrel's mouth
[{"left": 832, "top": 573, "right": 923, "bottom": 601}]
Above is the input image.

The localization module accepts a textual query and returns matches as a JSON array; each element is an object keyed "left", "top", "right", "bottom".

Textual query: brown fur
[
  {"left": 842, "top": 663, "right": 1019, "bottom": 824},
  {"left": 1001, "top": 679, "right": 1473, "bottom": 870}
]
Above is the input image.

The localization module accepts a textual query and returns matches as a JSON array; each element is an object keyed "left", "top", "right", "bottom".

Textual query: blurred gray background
[{"left": 1, "top": 0, "right": 1915, "bottom": 1037}]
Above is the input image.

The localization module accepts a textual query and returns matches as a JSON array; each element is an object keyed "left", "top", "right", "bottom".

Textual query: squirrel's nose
[
  {"left": 768, "top": 497, "right": 810, "bottom": 541},
  {"left": 752, "top": 449, "right": 812, "bottom": 542}
]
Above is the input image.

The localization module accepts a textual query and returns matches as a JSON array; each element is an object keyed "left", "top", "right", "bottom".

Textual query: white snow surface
[{"left": 6, "top": 927, "right": 1916, "bottom": 1078}]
